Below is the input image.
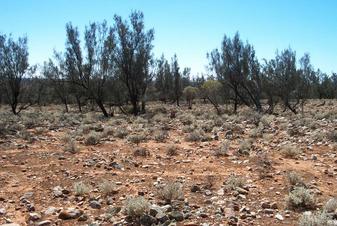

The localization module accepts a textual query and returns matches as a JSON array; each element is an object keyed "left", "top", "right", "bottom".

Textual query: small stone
[
  {"left": 264, "top": 209, "right": 274, "bottom": 214},
  {"left": 0, "top": 208, "right": 6, "bottom": 215},
  {"left": 44, "top": 206, "right": 58, "bottom": 215},
  {"left": 169, "top": 211, "right": 184, "bottom": 221},
  {"left": 29, "top": 212, "right": 41, "bottom": 221},
  {"left": 58, "top": 208, "right": 83, "bottom": 220},
  {"left": 275, "top": 213, "right": 284, "bottom": 221},
  {"left": 89, "top": 200, "right": 101, "bottom": 209},
  {"left": 78, "top": 213, "right": 88, "bottom": 221}
]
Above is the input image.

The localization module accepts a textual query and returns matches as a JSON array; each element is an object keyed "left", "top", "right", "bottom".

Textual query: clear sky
[{"left": 1, "top": 0, "right": 336, "bottom": 75}]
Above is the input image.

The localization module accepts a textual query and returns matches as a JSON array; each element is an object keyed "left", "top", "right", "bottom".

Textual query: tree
[
  {"left": 171, "top": 54, "right": 182, "bottom": 106},
  {"left": 201, "top": 80, "right": 223, "bottom": 114},
  {"left": 263, "top": 49, "right": 301, "bottom": 114},
  {"left": 43, "top": 54, "right": 71, "bottom": 112},
  {"left": 183, "top": 86, "right": 198, "bottom": 109},
  {"left": 114, "top": 11, "right": 154, "bottom": 115},
  {"left": 0, "top": 34, "right": 35, "bottom": 115},
  {"left": 64, "top": 21, "right": 115, "bottom": 117},
  {"left": 208, "top": 32, "right": 262, "bottom": 113},
  {"left": 155, "top": 55, "right": 173, "bottom": 103}
]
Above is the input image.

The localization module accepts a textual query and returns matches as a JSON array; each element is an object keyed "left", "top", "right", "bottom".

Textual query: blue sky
[{"left": 1, "top": 0, "right": 336, "bottom": 75}]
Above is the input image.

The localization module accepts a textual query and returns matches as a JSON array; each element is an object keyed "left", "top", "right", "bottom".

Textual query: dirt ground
[{"left": 0, "top": 100, "right": 337, "bottom": 226}]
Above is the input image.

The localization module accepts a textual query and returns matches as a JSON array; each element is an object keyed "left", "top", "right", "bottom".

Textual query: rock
[
  {"left": 156, "top": 212, "right": 169, "bottom": 223},
  {"left": 236, "top": 187, "right": 248, "bottom": 195},
  {"left": 271, "top": 202, "right": 278, "bottom": 209},
  {"left": 36, "top": 220, "right": 52, "bottom": 226},
  {"left": 44, "top": 206, "right": 58, "bottom": 215},
  {"left": 169, "top": 211, "right": 184, "bottom": 221},
  {"left": 58, "top": 208, "right": 83, "bottom": 220},
  {"left": 78, "top": 213, "right": 88, "bottom": 221},
  {"left": 0, "top": 208, "right": 6, "bottom": 215},
  {"left": 261, "top": 201, "right": 271, "bottom": 209},
  {"left": 264, "top": 209, "right": 274, "bottom": 214},
  {"left": 89, "top": 200, "right": 101, "bottom": 209},
  {"left": 275, "top": 213, "right": 284, "bottom": 221},
  {"left": 191, "top": 185, "right": 201, "bottom": 192},
  {"left": 29, "top": 212, "right": 41, "bottom": 221},
  {"left": 140, "top": 214, "right": 157, "bottom": 226}
]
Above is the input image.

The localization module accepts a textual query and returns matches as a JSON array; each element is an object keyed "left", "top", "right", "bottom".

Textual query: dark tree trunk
[
  {"left": 95, "top": 99, "right": 109, "bottom": 117},
  {"left": 141, "top": 100, "right": 146, "bottom": 114},
  {"left": 75, "top": 96, "right": 82, "bottom": 113}
]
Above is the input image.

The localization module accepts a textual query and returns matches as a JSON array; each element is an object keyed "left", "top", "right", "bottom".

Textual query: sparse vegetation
[
  {"left": 158, "top": 181, "right": 184, "bottom": 203},
  {"left": 225, "top": 174, "right": 246, "bottom": 190},
  {"left": 73, "top": 181, "right": 90, "bottom": 196},
  {"left": 287, "top": 187, "right": 315, "bottom": 210},
  {"left": 84, "top": 132, "right": 100, "bottom": 145},
  {"left": 281, "top": 145, "right": 302, "bottom": 159},
  {"left": 124, "top": 196, "right": 150, "bottom": 221}
]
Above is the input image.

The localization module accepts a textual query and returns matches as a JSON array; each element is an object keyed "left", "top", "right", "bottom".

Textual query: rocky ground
[{"left": 0, "top": 100, "right": 337, "bottom": 226}]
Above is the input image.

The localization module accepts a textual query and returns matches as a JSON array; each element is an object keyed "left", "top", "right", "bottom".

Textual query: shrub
[
  {"left": 298, "top": 211, "right": 330, "bottom": 226},
  {"left": 287, "top": 187, "right": 315, "bottom": 210},
  {"left": 185, "top": 129, "right": 210, "bottom": 142},
  {"left": 99, "top": 180, "right": 118, "bottom": 196},
  {"left": 327, "top": 130, "right": 337, "bottom": 142},
  {"left": 286, "top": 171, "right": 305, "bottom": 188},
  {"left": 215, "top": 142, "right": 229, "bottom": 157},
  {"left": 73, "top": 181, "right": 90, "bottom": 196},
  {"left": 281, "top": 145, "right": 301, "bottom": 159},
  {"left": 133, "top": 147, "right": 150, "bottom": 157},
  {"left": 124, "top": 196, "right": 150, "bottom": 220},
  {"left": 238, "top": 139, "right": 252, "bottom": 155},
  {"left": 166, "top": 144, "right": 178, "bottom": 156},
  {"left": 63, "top": 139, "right": 79, "bottom": 154},
  {"left": 324, "top": 198, "right": 337, "bottom": 213},
  {"left": 127, "top": 133, "right": 146, "bottom": 145},
  {"left": 84, "top": 132, "right": 100, "bottom": 145},
  {"left": 154, "top": 130, "right": 168, "bottom": 142},
  {"left": 158, "top": 182, "right": 184, "bottom": 203},
  {"left": 114, "top": 127, "right": 129, "bottom": 138},
  {"left": 225, "top": 174, "right": 246, "bottom": 190}
]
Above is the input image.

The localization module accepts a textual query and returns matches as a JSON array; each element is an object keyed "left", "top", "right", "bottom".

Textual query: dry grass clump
[
  {"left": 298, "top": 211, "right": 330, "bottom": 226},
  {"left": 281, "top": 145, "right": 302, "bottom": 159},
  {"left": 179, "top": 113, "right": 195, "bottom": 125},
  {"left": 287, "top": 187, "right": 315, "bottom": 210},
  {"left": 133, "top": 147, "right": 150, "bottom": 157},
  {"left": 255, "top": 152, "right": 273, "bottom": 179},
  {"left": 214, "top": 142, "right": 230, "bottom": 157},
  {"left": 84, "top": 132, "right": 100, "bottom": 145},
  {"left": 114, "top": 127, "right": 129, "bottom": 138},
  {"left": 225, "top": 174, "right": 246, "bottom": 190},
  {"left": 124, "top": 196, "right": 150, "bottom": 221},
  {"left": 323, "top": 198, "right": 337, "bottom": 213},
  {"left": 286, "top": 171, "right": 306, "bottom": 188},
  {"left": 154, "top": 130, "right": 168, "bottom": 142},
  {"left": 63, "top": 139, "right": 79, "bottom": 154},
  {"left": 158, "top": 181, "right": 184, "bottom": 203},
  {"left": 73, "top": 181, "right": 90, "bottom": 196},
  {"left": 326, "top": 130, "right": 337, "bottom": 142},
  {"left": 166, "top": 144, "right": 178, "bottom": 156},
  {"left": 127, "top": 133, "right": 147, "bottom": 145},
  {"left": 99, "top": 180, "right": 118, "bottom": 196},
  {"left": 185, "top": 129, "right": 210, "bottom": 142},
  {"left": 238, "top": 139, "right": 252, "bottom": 155}
]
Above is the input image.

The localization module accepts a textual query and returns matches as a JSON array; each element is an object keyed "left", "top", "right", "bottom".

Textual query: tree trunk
[
  {"left": 141, "top": 100, "right": 146, "bottom": 114},
  {"left": 96, "top": 99, "right": 109, "bottom": 117},
  {"left": 131, "top": 99, "right": 139, "bottom": 116},
  {"left": 75, "top": 96, "right": 82, "bottom": 113}
]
